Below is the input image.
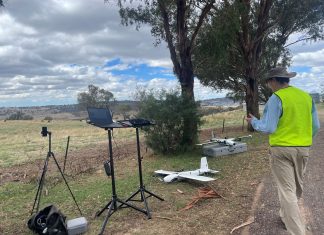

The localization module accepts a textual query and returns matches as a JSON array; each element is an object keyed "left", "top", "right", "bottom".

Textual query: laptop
[{"left": 87, "top": 107, "right": 114, "bottom": 128}]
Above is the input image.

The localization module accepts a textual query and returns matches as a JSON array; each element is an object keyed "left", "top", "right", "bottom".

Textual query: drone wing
[
  {"left": 178, "top": 172, "right": 215, "bottom": 182},
  {"left": 154, "top": 170, "right": 177, "bottom": 175}
]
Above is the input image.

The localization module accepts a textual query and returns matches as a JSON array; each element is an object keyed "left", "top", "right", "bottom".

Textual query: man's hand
[{"left": 245, "top": 113, "right": 255, "bottom": 124}]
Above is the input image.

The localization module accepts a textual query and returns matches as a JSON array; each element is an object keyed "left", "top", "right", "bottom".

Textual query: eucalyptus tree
[
  {"left": 77, "top": 84, "right": 115, "bottom": 110},
  {"left": 194, "top": 0, "right": 324, "bottom": 130},
  {"left": 111, "top": 0, "right": 216, "bottom": 145}
]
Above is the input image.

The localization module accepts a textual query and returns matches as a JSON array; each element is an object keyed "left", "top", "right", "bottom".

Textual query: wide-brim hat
[{"left": 265, "top": 67, "right": 297, "bottom": 80}]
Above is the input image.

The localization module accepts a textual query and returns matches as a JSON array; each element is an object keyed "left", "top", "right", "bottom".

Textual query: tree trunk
[
  {"left": 177, "top": 0, "right": 197, "bottom": 146},
  {"left": 179, "top": 59, "right": 197, "bottom": 145},
  {"left": 245, "top": 70, "right": 260, "bottom": 131}
]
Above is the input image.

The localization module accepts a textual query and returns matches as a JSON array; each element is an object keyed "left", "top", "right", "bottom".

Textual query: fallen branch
[
  {"left": 176, "top": 189, "right": 184, "bottom": 194},
  {"left": 180, "top": 186, "right": 222, "bottom": 211},
  {"left": 208, "top": 184, "right": 226, "bottom": 199},
  {"left": 230, "top": 216, "right": 255, "bottom": 234},
  {"left": 155, "top": 216, "right": 174, "bottom": 221}
]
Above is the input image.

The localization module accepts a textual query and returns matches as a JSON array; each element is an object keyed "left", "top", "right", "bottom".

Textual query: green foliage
[
  {"left": 194, "top": 0, "right": 324, "bottom": 103},
  {"left": 6, "top": 111, "right": 33, "bottom": 120},
  {"left": 137, "top": 89, "right": 201, "bottom": 154},
  {"left": 77, "top": 84, "right": 114, "bottom": 110},
  {"left": 113, "top": 0, "right": 215, "bottom": 143}
]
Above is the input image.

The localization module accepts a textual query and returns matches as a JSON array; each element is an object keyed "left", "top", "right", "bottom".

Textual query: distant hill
[
  {"left": 0, "top": 98, "right": 240, "bottom": 120},
  {"left": 0, "top": 101, "right": 139, "bottom": 120},
  {"left": 200, "top": 97, "right": 240, "bottom": 107},
  {"left": 0, "top": 104, "right": 82, "bottom": 120}
]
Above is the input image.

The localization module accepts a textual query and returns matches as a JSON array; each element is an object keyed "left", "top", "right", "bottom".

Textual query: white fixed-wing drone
[
  {"left": 154, "top": 157, "right": 219, "bottom": 183},
  {"left": 198, "top": 134, "right": 252, "bottom": 146}
]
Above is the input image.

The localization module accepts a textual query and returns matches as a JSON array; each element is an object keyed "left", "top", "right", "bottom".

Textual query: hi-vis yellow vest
[{"left": 269, "top": 86, "right": 312, "bottom": 147}]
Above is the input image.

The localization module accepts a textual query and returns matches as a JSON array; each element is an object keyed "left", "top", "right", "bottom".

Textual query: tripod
[
  {"left": 31, "top": 128, "right": 82, "bottom": 216},
  {"left": 122, "top": 127, "right": 164, "bottom": 218},
  {"left": 97, "top": 128, "right": 149, "bottom": 235}
]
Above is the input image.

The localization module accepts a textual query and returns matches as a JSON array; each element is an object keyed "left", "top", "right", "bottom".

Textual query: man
[{"left": 246, "top": 67, "right": 320, "bottom": 235}]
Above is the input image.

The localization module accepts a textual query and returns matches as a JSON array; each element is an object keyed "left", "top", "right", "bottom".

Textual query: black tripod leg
[
  {"left": 124, "top": 189, "right": 139, "bottom": 203},
  {"left": 98, "top": 200, "right": 115, "bottom": 235},
  {"left": 31, "top": 153, "right": 50, "bottom": 214},
  {"left": 51, "top": 153, "right": 83, "bottom": 216},
  {"left": 96, "top": 201, "right": 112, "bottom": 217},
  {"left": 116, "top": 198, "right": 147, "bottom": 214},
  {"left": 122, "top": 189, "right": 152, "bottom": 218},
  {"left": 143, "top": 188, "right": 164, "bottom": 201},
  {"left": 140, "top": 190, "right": 151, "bottom": 219}
]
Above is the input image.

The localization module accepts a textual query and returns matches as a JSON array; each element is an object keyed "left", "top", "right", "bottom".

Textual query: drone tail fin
[{"left": 200, "top": 157, "right": 209, "bottom": 172}]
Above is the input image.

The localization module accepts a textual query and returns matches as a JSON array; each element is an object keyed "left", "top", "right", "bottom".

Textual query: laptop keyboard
[{"left": 128, "top": 118, "right": 152, "bottom": 127}]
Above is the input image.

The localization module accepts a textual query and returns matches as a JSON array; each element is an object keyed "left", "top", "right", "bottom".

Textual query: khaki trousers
[{"left": 270, "top": 147, "right": 309, "bottom": 235}]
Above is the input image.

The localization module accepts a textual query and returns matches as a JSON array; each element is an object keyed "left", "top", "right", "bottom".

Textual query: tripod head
[
  {"left": 41, "top": 127, "right": 53, "bottom": 154},
  {"left": 41, "top": 126, "right": 51, "bottom": 137}
]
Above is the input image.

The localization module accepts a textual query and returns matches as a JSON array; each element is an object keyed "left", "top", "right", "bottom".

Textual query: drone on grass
[{"left": 154, "top": 157, "right": 219, "bottom": 183}]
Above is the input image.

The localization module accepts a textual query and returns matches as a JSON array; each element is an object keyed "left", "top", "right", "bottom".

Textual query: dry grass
[
  {"left": 201, "top": 109, "right": 246, "bottom": 130},
  {"left": 0, "top": 120, "right": 136, "bottom": 167}
]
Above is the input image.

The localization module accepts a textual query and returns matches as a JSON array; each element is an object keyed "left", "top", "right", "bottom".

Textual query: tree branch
[
  {"left": 284, "top": 36, "right": 315, "bottom": 48},
  {"left": 189, "top": 1, "right": 215, "bottom": 50},
  {"left": 157, "top": 0, "right": 181, "bottom": 76}
]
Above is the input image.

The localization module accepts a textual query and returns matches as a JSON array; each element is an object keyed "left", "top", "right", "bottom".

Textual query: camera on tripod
[
  {"left": 32, "top": 126, "right": 82, "bottom": 217},
  {"left": 41, "top": 127, "right": 49, "bottom": 137}
]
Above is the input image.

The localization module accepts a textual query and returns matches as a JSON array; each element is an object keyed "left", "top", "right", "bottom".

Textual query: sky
[{"left": 0, "top": 0, "right": 323, "bottom": 107}]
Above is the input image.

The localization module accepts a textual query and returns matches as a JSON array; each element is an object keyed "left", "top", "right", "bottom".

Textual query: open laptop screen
[{"left": 87, "top": 107, "right": 113, "bottom": 126}]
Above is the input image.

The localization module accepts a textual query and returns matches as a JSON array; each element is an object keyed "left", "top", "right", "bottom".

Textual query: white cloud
[
  {"left": 0, "top": 0, "right": 323, "bottom": 107},
  {"left": 292, "top": 49, "right": 324, "bottom": 67},
  {"left": 0, "top": 13, "right": 37, "bottom": 41},
  {"left": 287, "top": 33, "right": 324, "bottom": 94},
  {"left": 290, "top": 66, "right": 324, "bottom": 93}
]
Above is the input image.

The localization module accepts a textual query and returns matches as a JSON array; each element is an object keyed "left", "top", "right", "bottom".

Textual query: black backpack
[{"left": 28, "top": 205, "right": 68, "bottom": 235}]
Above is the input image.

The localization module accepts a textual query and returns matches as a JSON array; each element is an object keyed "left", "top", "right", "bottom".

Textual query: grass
[
  {"left": 6, "top": 103, "right": 322, "bottom": 234},
  {"left": 1, "top": 148, "right": 270, "bottom": 235},
  {"left": 1, "top": 104, "right": 322, "bottom": 234},
  {"left": 0, "top": 109, "right": 248, "bottom": 168},
  {"left": 0, "top": 120, "right": 270, "bottom": 235},
  {"left": 0, "top": 120, "right": 136, "bottom": 167},
  {"left": 201, "top": 109, "right": 246, "bottom": 130}
]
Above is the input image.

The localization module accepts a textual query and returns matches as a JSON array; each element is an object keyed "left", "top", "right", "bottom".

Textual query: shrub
[
  {"left": 137, "top": 89, "right": 201, "bottom": 154},
  {"left": 44, "top": 116, "right": 53, "bottom": 121}
]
